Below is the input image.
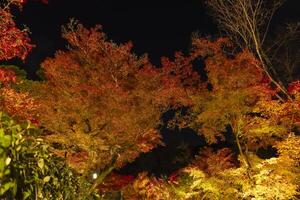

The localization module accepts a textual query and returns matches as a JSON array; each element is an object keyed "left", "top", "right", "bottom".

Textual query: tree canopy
[{"left": 0, "top": 0, "right": 299, "bottom": 199}]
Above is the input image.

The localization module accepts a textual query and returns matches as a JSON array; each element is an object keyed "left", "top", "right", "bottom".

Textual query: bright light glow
[{"left": 92, "top": 173, "right": 98, "bottom": 180}]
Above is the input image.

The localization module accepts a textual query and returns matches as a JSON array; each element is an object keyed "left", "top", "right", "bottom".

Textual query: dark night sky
[{"left": 10, "top": 0, "right": 300, "bottom": 79}]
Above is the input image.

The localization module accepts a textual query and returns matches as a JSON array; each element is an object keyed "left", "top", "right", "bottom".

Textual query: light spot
[{"left": 92, "top": 173, "right": 98, "bottom": 180}]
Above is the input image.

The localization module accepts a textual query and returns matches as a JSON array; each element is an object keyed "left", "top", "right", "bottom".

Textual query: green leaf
[
  {"left": 38, "top": 159, "right": 44, "bottom": 170},
  {"left": 0, "top": 135, "right": 12, "bottom": 148},
  {"left": 12, "top": 180, "right": 17, "bottom": 196},
  {"left": 0, "top": 158, "right": 5, "bottom": 171},
  {"left": 16, "top": 145, "right": 21, "bottom": 151},
  {"left": 43, "top": 176, "right": 51, "bottom": 183},
  {"left": 4, "top": 169, "right": 10, "bottom": 175},
  {"left": 5, "top": 157, "right": 11, "bottom": 166},
  {"left": 23, "top": 190, "right": 31, "bottom": 200},
  {"left": 0, "top": 182, "right": 15, "bottom": 195},
  {"left": 0, "top": 128, "right": 4, "bottom": 137}
]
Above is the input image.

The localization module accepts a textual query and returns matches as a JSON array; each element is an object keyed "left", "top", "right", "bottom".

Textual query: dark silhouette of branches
[{"left": 205, "top": 0, "right": 300, "bottom": 99}]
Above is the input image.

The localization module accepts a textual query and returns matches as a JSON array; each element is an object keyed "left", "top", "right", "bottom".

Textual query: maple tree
[
  {"left": 118, "top": 38, "right": 300, "bottom": 200},
  {"left": 187, "top": 37, "right": 298, "bottom": 166},
  {"left": 0, "top": 0, "right": 34, "bottom": 61},
  {"left": 0, "top": 0, "right": 40, "bottom": 123},
  {"left": 27, "top": 21, "right": 199, "bottom": 176}
]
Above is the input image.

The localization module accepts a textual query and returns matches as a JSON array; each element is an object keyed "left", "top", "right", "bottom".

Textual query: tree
[
  {"left": 205, "top": 0, "right": 300, "bottom": 98},
  {"left": 120, "top": 38, "right": 300, "bottom": 200},
  {"left": 189, "top": 37, "right": 299, "bottom": 169},
  {"left": 0, "top": 0, "right": 34, "bottom": 61},
  {"left": 29, "top": 22, "right": 199, "bottom": 176},
  {"left": 0, "top": 0, "right": 40, "bottom": 123}
]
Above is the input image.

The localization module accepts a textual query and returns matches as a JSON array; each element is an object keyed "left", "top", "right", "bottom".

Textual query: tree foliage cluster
[
  {"left": 0, "top": 112, "right": 99, "bottom": 199},
  {"left": 0, "top": 1, "right": 97, "bottom": 199},
  {"left": 0, "top": 0, "right": 299, "bottom": 199},
  {"left": 28, "top": 21, "right": 199, "bottom": 174},
  {"left": 121, "top": 38, "right": 300, "bottom": 200}
]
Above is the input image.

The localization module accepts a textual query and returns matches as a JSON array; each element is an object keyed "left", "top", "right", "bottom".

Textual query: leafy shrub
[{"left": 0, "top": 112, "right": 98, "bottom": 199}]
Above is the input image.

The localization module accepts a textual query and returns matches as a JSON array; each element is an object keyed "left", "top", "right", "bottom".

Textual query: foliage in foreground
[{"left": 0, "top": 112, "right": 98, "bottom": 199}]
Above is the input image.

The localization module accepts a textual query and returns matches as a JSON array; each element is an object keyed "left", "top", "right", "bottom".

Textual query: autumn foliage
[
  {"left": 0, "top": 67, "right": 39, "bottom": 124},
  {"left": 0, "top": 0, "right": 300, "bottom": 199},
  {"left": 0, "top": 0, "right": 39, "bottom": 123},
  {"left": 0, "top": 0, "right": 33, "bottom": 61},
  {"left": 28, "top": 22, "right": 199, "bottom": 174},
  {"left": 0, "top": 1, "right": 96, "bottom": 199},
  {"left": 121, "top": 38, "right": 300, "bottom": 200},
  {"left": 189, "top": 38, "right": 296, "bottom": 150}
]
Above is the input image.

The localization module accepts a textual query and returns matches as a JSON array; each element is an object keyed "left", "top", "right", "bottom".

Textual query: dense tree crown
[
  {"left": 0, "top": 0, "right": 39, "bottom": 123},
  {"left": 0, "top": 0, "right": 33, "bottom": 61},
  {"left": 29, "top": 22, "right": 200, "bottom": 173}
]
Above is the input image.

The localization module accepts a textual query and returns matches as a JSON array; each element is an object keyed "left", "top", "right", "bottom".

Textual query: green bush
[{"left": 0, "top": 112, "right": 98, "bottom": 199}]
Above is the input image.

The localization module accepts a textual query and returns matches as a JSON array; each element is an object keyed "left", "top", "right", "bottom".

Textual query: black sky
[{"left": 11, "top": 0, "right": 300, "bottom": 79}]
